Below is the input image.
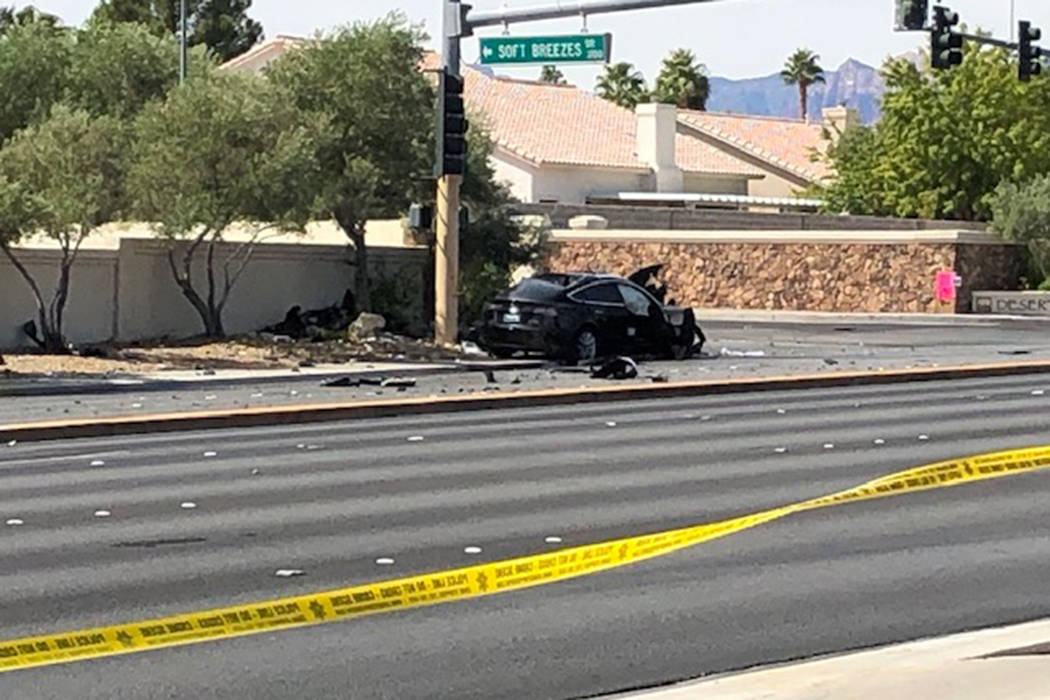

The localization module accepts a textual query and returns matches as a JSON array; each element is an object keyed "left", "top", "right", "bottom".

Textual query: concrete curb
[
  {"left": 0, "top": 359, "right": 545, "bottom": 398},
  {"left": 4, "top": 360, "right": 1050, "bottom": 443}
]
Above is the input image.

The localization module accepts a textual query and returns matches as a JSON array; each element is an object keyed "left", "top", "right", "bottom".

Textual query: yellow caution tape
[{"left": 3, "top": 444, "right": 1050, "bottom": 673}]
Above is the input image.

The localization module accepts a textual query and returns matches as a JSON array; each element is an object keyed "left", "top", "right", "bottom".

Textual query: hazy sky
[{"left": 40, "top": 0, "right": 1050, "bottom": 83}]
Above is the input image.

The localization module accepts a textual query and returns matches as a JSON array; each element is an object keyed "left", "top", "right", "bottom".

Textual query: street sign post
[{"left": 479, "top": 33, "right": 613, "bottom": 65}]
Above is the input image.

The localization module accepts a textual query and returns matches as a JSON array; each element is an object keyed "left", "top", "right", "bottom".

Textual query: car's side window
[
  {"left": 618, "top": 284, "right": 654, "bottom": 317},
  {"left": 573, "top": 283, "right": 624, "bottom": 305}
]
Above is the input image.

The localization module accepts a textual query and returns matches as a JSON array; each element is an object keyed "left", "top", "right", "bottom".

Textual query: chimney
[
  {"left": 636, "top": 103, "right": 683, "bottom": 193},
  {"left": 822, "top": 105, "right": 860, "bottom": 138}
]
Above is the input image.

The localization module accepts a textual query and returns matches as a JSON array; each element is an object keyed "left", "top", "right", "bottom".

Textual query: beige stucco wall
[
  {"left": 0, "top": 249, "right": 117, "bottom": 348},
  {"left": 682, "top": 174, "right": 751, "bottom": 196},
  {"left": 745, "top": 167, "right": 810, "bottom": 199},
  {"left": 2, "top": 238, "right": 427, "bottom": 349}
]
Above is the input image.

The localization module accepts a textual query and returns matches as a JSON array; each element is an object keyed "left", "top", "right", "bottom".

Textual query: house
[{"left": 221, "top": 36, "right": 852, "bottom": 207}]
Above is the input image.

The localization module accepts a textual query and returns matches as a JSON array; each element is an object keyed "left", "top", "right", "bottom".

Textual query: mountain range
[{"left": 707, "top": 58, "right": 885, "bottom": 124}]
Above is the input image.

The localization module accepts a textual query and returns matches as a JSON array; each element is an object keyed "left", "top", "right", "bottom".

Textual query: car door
[
  {"left": 617, "top": 283, "right": 671, "bottom": 354},
  {"left": 570, "top": 282, "right": 631, "bottom": 352}
]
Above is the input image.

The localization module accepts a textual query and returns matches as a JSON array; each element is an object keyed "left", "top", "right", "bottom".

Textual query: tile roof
[
  {"left": 461, "top": 66, "right": 762, "bottom": 177},
  {"left": 220, "top": 35, "right": 308, "bottom": 72},
  {"left": 676, "top": 110, "right": 832, "bottom": 182}
]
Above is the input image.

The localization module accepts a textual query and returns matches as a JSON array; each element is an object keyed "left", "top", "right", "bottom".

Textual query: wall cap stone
[
  {"left": 567, "top": 215, "right": 609, "bottom": 230},
  {"left": 549, "top": 229, "right": 1010, "bottom": 246}
]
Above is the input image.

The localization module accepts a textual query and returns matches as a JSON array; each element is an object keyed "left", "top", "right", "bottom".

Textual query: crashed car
[{"left": 478, "top": 265, "right": 705, "bottom": 361}]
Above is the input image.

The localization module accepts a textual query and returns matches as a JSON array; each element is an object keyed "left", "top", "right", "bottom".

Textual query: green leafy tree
[
  {"left": 267, "top": 14, "right": 433, "bottom": 313},
  {"left": 596, "top": 62, "right": 647, "bottom": 110},
  {"left": 90, "top": 0, "right": 262, "bottom": 62},
  {"left": 68, "top": 21, "right": 208, "bottom": 119},
  {"left": 820, "top": 46, "right": 1050, "bottom": 221},
  {"left": 991, "top": 175, "right": 1050, "bottom": 288},
  {"left": 652, "top": 49, "right": 709, "bottom": 110},
  {"left": 457, "top": 122, "right": 548, "bottom": 329},
  {"left": 539, "top": 65, "right": 566, "bottom": 85},
  {"left": 0, "top": 21, "right": 73, "bottom": 143},
  {"left": 128, "top": 72, "right": 321, "bottom": 337},
  {"left": 0, "top": 5, "right": 61, "bottom": 34},
  {"left": 781, "top": 48, "right": 825, "bottom": 120},
  {"left": 0, "top": 106, "right": 127, "bottom": 352}
]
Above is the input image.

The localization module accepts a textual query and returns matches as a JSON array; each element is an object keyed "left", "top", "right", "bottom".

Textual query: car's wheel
[
  {"left": 573, "top": 327, "right": 598, "bottom": 363},
  {"left": 489, "top": 347, "right": 515, "bottom": 359}
]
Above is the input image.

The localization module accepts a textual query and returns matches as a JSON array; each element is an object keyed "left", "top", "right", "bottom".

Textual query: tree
[
  {"left": 0, "top": 21, "right": 73, "bottom": 143},
  {"left": 781, "top": 48, "right": 825, "bottom": 121},
  {"left": 267, "top": 15, "right": 433, "bottom": 313},
  {"left": 539, "top": 65, "right": 566, "bottom": 85},
  {"left": 0, "top": 5, "right": 61, "bottom": 34},
  {"left": 595, "top": 62, "right": 647, "bottom": 110},
  {"left": 68, "top": 21, "right": 206, "bottom": 120},
  {"left": 128, "top": 72, "right": 321, "bottom": 337},
  {"left": 0, "top": 106, "right": 127, "bottom": 352},
  {"left": 819, "top": 46, "right": 1050, "bottom": 221},
  {"left": 991, "top": 176, "right": 1050, "bottom": 288},
  {"left": 457, "top": 122, "right": 548, "bottom": 328},
  {"left": 652, "top": 48, "right": 709, "bottom": 110},
  {"left": 90, "top": 0, "right": 262, "bottom": 62}
]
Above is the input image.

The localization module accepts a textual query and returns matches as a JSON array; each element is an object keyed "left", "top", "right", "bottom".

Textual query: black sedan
[{"left": 477, "top": 267, "right": 705, "bottom": 362}]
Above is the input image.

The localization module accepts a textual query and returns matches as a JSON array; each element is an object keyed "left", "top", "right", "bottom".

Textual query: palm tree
[
  {"left": 539, "top": 65, "right": 566, "bottom": 85},
  {"left": 781, "top": 48, "right": 826, "bottom": 121},
  {"left": 652, "top": 49, "right": 710, "bottom": 110},
  {"left": 595, "top": 62, "right": 647, "bottom": 110}
]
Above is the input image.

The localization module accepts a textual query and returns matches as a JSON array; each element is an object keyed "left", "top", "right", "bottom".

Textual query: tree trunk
[
  {"left": 353, "top": 227, "right": 370, "bottom": 312},
  {"left": 335, "top": 212, "right": 371, "bottom": 313},
  {"left": 799, "top": 82, "right": 808, "bottom": 122},
  {"left": 0, "top": 241, "right": 69, "bottom": 353},
  {"left": 167, "top": 248, "right": 225, "bottom": 339}
]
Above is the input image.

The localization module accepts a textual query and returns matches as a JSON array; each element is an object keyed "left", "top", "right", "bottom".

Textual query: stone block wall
[{"left": 545, "top": 231, "right": 1025, "bottom": 314}]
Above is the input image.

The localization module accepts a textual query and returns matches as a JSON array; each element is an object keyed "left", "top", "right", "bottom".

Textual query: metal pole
[
  {"left": 433, "top": 0, "right": 726, "bottom": 343},
  {"left": 467, "top": 0, "right": 723, "bottom": 29},
  {"left": 435, "top": 0, "right": 463, "bottom": 347},
  {"left": 179, "top": 0, "right": 188, "bottom": 84}
]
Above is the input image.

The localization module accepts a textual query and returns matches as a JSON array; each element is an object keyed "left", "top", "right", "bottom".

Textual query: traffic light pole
[{"left": 434, "top": 0, "right": 725, "bottom": 346}]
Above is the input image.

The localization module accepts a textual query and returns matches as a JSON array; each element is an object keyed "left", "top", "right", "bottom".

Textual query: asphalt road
[
  {"left": 5, "top": 318, "right": 1050, "bottom": 424},
  {"left": 3, "top": 374, "right": 1050, "bottom": 698}
]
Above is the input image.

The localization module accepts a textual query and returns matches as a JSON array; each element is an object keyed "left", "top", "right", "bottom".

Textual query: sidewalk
[
  {"left": 695, "top": 308, "right": 1048, "bottom": 326},
  {"left": 613, "top": 618, "right": 1050, "bottom": 699}
]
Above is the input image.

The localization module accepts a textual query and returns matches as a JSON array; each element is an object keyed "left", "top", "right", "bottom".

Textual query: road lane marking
[{"left": 1, "top": 444, "right": 1049, "bottom": 673}]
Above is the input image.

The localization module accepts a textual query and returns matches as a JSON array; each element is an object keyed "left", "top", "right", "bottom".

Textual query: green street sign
[{"left": 479, "top": 33, "right": 612, "bottom": 66}]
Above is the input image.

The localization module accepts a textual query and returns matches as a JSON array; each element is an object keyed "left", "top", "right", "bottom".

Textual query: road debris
[
  {"left": 463, "top": 546, "right": 482, "bottom": 555},
  {"left": 407, "top": 436, "right": 425, "bottom": 442},
  {"left": 274, "top": 569, "right": 305, "bottom": 578},
  {"left": 90, "top": 460, "right": 105, "bottom": 467},
  {"left": 93, "top": 510, "right": 111, "bottom": 518},
  {"left": 5, "top": 518, "right": 24, "bottom": 526},
  {"left": 592, "top": 356, "right": 638, "bottom": 381},
  {"left": 180, "top": 502, "right": 197, "bottom": 510},
  {"left": 375, "top": 557, "right": 395, "bottom": 566},
  {"left": 544, "top": 536, "right": 563, "bottom": 544}
]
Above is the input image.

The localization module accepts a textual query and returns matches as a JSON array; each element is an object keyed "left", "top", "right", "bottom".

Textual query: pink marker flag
[{"left": 935, "top": 270, "right": 956, "bottom": 302}]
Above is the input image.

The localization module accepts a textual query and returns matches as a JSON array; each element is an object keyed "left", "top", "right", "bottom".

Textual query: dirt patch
[{"left": 0, "top": 334, "right": 468, "bottom": 377}]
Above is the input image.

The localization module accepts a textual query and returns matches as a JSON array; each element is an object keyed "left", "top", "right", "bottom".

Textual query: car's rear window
[{"left": 503, "top": 278, "right": 567, "bottom": 302}]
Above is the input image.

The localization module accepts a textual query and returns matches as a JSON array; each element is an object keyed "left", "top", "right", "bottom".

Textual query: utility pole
[
  {"left": 433, "top": 0, "right": 724, "bottom": 347},
  {"left": 179, "top": 0, "right": 188, "bottom": 84}
]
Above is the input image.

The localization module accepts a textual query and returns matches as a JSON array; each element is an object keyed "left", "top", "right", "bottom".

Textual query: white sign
[{"left": 972, "top": 291, "right": 1050, "bottom": 316}]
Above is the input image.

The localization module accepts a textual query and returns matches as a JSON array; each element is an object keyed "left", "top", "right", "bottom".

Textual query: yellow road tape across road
[{"left": 3, "top": 445, "right": 1050, "bottom": 673}]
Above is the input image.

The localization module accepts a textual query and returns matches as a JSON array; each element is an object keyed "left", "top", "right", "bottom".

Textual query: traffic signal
[
  {"left": 895, "top": 0, "right": 928, "bottom": 31},
  {"left": 931, "top": 5, "right": 963, "bottom": 70},
  {"left": 1019, "top": 20, "right": 1043, "bottom": 81},
  {"left": 435, "top": 68, "right": 469, "bottom": 177}
]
